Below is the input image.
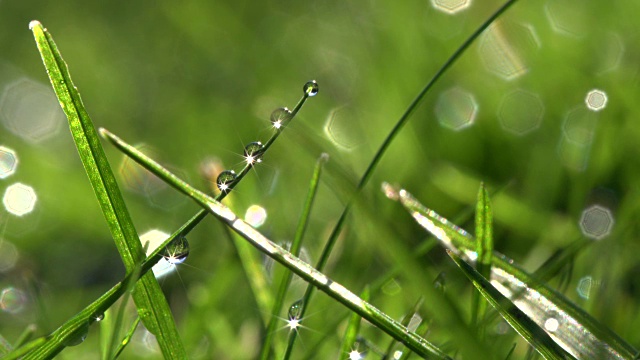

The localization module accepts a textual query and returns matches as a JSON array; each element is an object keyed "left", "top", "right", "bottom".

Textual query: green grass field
[{"left": 1, "top": 0, "right": 639, "bottom": 358}]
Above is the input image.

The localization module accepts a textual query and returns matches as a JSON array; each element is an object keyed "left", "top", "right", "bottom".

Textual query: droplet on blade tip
[
  {"left": 303, "top": 80, "right": 319, "bottom": 97},
  {"left": 29, "top": 20, "right": 41, "bottom": 30}
]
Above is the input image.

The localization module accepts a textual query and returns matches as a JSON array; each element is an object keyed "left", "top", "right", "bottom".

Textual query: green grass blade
[
  {"left": 447, "top": 250, "right": 573, "bottom": 360},
  {"left": 390, "top": 186, "right": 638, "bottom": 359},
  {"left": 339, "top": 286, "right": 369, "bottom": 360},
  {"left": 13, "top": 325, "right": 37, "bottom": 350},
  {"left": 29, "top": 21, "right": 185, "bottom": 359},
  {"left": 259, "top": 153, "right": 328, "bottom": 360},
  {"left": 94, "top": 135, "right": 452, "bottom": 359},
  {"left": 472, "top": 183, "right": 493, "bottom": 326},
  {"left": 111, "top": 317, "right": 141, "bottom": 359}
]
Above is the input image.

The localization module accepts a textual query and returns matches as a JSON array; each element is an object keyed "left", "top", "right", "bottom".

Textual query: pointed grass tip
[
  {"left": 29, "top": 20, "right": 42, "bottom": 30},
  {"left": 381, "top": 181, "right": 401, "bottom": 201}
]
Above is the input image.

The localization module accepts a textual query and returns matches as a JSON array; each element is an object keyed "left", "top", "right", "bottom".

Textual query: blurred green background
[{"left": 1, "top": 0, "right": 639, "bottom": 358}]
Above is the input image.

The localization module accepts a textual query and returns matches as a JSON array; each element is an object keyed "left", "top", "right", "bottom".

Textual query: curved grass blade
[
  {"left": 447, "top": 250, "right": 573, "bottom": 360},
  {"left": 29, "top": 21, "right": 185, "bottom": 359},
  {"left": 472, "top": 183, "right": 493, "bottom": 326},
  {"left": 95, "top": 134, "right": 452, "bottom": 359},
  {"left": 339, "top": 286, "right": 369, "bottom": 360},
  {"left": 286, "top": 0, "right": 520, "bottom": 353},
  {"left": 389, "top": 186, "right": 638, "bottom": 360},
  {"left": 259, "top": 153, "right": 329, "bottom": 360}
]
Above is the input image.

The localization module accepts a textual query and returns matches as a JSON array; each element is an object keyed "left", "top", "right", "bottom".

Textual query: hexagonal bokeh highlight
[
  {"left": 244, "top": 205, "right": 267, "bottom": 228},
  {"left": 579, "top": 204, "right": 614, "bottom": 240},
  {"left": 0, "top": 146, "right": 18, "bottom": 179},
  {"left": 323, "top": 107, "right": 363, "bottom": 151},
  {"left": 0, "top": 78, "right": 64, "bottom": 143},
  {"left": 545, "top": 0, "right": 590, "bottom": 37},
  {"left": 119, "top": 145, "right": 166, "bottom": 196},
  {"left": 478, "top": 21, "right": 541, "bottom": 80},
  {"left": 431, "top": 0, "right": 471, "bottom": 14},
  {"left": 594, "top": 32, "right": 624, "bottom": 73},
  {"left": 498, "top": 89, "right": 544, "bottom": 135},
  {"left": 3, "top": 183, "right": 37, "bottom": 216},
  {"left": 1, "top": 287, "right": 27, "bottom": 314},
  {"left": 435, "top": 87, "right": 478, "bottom": 130},
  {"left": 561, "top": 107, "right": 597, "bottom": 146},
  {"left": 585, "top": 89, "right": 607, "bottom": 112}
]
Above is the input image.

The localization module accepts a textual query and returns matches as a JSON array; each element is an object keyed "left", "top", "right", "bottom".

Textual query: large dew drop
[
  {"left": 270, "top": 107, "right": 292, "bottom": 130},
  {"left": 288, "top": 299, "right": 303, "bottom": 320},
  {"left": 243, "top": 141, "right": 264, "bottom": 165},
  {"left": 303, "top": 80, "right": 319, "bottom": 97},
  {"left": 63, "top": 322, "right": 89, "bottom": 347},
  {"left": 164, "top": 235, "right": 189, "bottom": 265},
  {"left": 216, "top": 170, "right": 237, "bottom": 193}
]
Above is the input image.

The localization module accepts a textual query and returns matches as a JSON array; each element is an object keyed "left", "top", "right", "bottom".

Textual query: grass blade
[
  {"left": 29, "top": 21, "right": 185, "bottom": 358},
  {"left": 472, "top": 183, "right": 493, "bottom": 326},
  {"left": 97, "top": 132, "right": 452, "bottom": 359},
  {"left": 259, "top": 153, "right": 329, "bottom": 360},
  {"left": 339, "top": 286, "right": 369, "bottom": 360},
  {"left": 388, "top": 186, "right": 638, "bottom": 359},
  {"left": 446, "top": 250, "right": 573, "bottom": 360}
]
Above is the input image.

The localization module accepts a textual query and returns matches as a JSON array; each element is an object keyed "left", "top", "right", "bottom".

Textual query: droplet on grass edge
[
  {"left": 216, "top": 170, "right": 237, "bottom": 193},
  {"left": 243, "top": 141, "right": 264, "bottom": 165},
  {"left": 288, "top": 299, "right": 303, "bottom": 320},
  {"left": 270, "top": 107, "right": 292, "bottom": 130},
  {"left": 29, "top": 20, "right": 41, "bottom": 30},
  {"left": 303, "top": 80, "right": 319, "bottom": 97},
  {"left": 164, "top": 235, "right": 190, "bottom": 264}
]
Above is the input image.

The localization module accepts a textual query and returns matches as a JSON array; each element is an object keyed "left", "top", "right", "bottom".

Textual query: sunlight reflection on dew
[
  {"left": 244, "top": 205, "right": 267, "bottom": 228},
  {"left": 0, "top": 240, "right": 19, "bottom": 272},
  {"left": 0, "top": 287, "right": 27, "bottom": 314},
  {"left": 435, "top": 87, "right": 478, "bottom": 130},
  {"left": 478, "top": 21, "right": 540, "bottom": 81},
  {"left": 430, "top": 0, "right": 471, "bottom": 14},
  {"left": 579, "top": 205, "right": 614, "bottom": 240},
  {"left": 3, "top": 183, "right": 37, "bottom": 216},
  {"left": 0, "top": 78, "right": 64, "bottom": 143},
  {"left": 585, "top": 89, "right": 607, "bottom": 111},
  {"left": 140, "top": 230, "right": 177, "bottom": 278},
  {"left": 0, "top": 146, "right": 18, "bottom": 179},
  {"left": 498, "top": 89, "right": 544, "bottom": 135}
]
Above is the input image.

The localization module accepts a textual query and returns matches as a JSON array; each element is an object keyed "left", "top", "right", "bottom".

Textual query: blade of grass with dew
[
  {"left": 383, "top": 297, "right": 423, "bottom": 359},
  {"left": 472, "top": 183, "right": 493, "bottom": 326},
  {"left": 446, "top": 250, "right": 573, "bottom": 360},
  {"left": 103, "top": 286, "right": 135, "bottom": 359},
  {"left": 398, "top": 312, "right": 430, "bottom": 360},
  {"left": 12, "top": 220, "right": 190, "bottom": 360},
  {"left": 339, "top": 286, "right": 369, "bottom": 360},
  {"left": 388, "top": 185, "right": 638, "bottom": 359},
  {"left": 29, "top": 21, "right": 185, "bottom": 358},
  {"left": 259, "top": 153, "right": 329, "bottom": 360},
  {"left": 94, "top": 133, "right": 453, "bottom": 360},
  {"left": 285, "top": 0, "right": 520, "bottom": 353}
]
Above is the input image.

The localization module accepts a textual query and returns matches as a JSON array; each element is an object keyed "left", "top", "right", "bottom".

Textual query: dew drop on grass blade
[{"left": 382, "top": 183, "right": 638, "bottom": 360}]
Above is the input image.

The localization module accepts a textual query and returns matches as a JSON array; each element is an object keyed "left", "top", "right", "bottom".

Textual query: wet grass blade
[
  {"left": 259, "top": 153, "right": 328, "bottom": 360},
  {"left": 96, "top": 132, "right": 452, "bottom": 359},
  {"left": 29, "top": 21, "right": 185, "bottom": 359},
  {"left": 389, "top": 186, "right": 638, "bottom": 359},
  {"left": 447, "top": 250, "right": 573, "bottom": 360},
  {"left": 339, "top": 286, "right": 369, "bottom": 360},
  {"left": 472, "top": 183, "right": 493, "bottom": 326}
]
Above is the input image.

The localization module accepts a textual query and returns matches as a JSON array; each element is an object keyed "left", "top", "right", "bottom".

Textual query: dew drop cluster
[{"left": 214, "top": 80, "right": 318, "bottom": 194}]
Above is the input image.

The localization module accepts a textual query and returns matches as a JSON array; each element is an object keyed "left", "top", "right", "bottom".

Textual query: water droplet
[
  {"left": 350, "top": 336, "right": 369, "bottom": 359},
  {"left": 216, "top": 170, "right": 237, "bottom": 193},
  {"left": 288, "top": 299, "right": 303, "bottom": 320},
  {"left": 93, "top": 312, "right": 105, "bottom": 322},
  {"left": 243, "top": 141, "right": 264, "bottom": 165},
  {"left": 63, "top": 322, "right": 89, "bottom": 347},
  {"left": 303, "top": 80, "right": 319, "bottom": 97},
  {"left": 164, "top": 235, "right": 189, "bottom": 264},
  {"left": 270, "top": 107, "right": 292, "bottom": 130}
]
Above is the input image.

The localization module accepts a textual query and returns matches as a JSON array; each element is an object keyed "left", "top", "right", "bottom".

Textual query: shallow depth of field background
[{"left": 1, "top": 0, "right": 639, "bottom": 358}]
